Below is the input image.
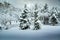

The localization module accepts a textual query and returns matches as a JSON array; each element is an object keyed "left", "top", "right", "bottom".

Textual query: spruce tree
[
  {"left": 19, "top": 4, "right": 30, "bottom": 30},
  {"left": 43, "top": 3, "right": 49, "bottom": 24},
  {"left": 50, "top": 7, "right": 58, "bottom": 25},
  {"left": 33, "top": 4, "right": 40, "bottom": 30},
  {"left": 50, "top": 13, "right": 58, "bottom": 26}
]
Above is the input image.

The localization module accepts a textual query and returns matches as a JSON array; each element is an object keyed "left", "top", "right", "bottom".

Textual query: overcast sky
[{"left": 0, "top": 0, "right": 60, "bottom": 8}]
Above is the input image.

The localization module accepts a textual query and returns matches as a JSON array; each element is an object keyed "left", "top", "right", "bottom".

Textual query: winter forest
[{"left": 0, "top": 1, "right": 60, "bottom": 31}]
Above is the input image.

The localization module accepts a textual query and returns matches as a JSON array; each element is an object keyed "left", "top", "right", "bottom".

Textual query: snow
[
  {"left": 0, "top": 23, "right": 60, "bottom": 40},
  {"left": 0, "top": 23, "right": 60, "bottom": 34}
]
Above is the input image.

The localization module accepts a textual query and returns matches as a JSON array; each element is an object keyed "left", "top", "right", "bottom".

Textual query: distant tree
[
  {"left": 41, "top": 3, "right": 49, "bottom": 24},
  {"left": 0, "top": 2, "right": 3, "bottom": 6},
  {"left": 34, "top": 4, "right": 38, "bottom": 10},
  {"left": 41, "top": 3, "right": 48, "bottom": 13},
  {"left": 44, "top": 3, "right": 48, "bottom": 10},
  {"left": 24, "top": 4, "right": 27, "bottom": 9},
  {"left": 43, "top": 15, "right": 49, "bottom": 24},
  {"left": 0, "top": 26, "right": 2, "bottom": 30},
  {"left": 4, "top": 1, "right": 11, "bottom": 8}
]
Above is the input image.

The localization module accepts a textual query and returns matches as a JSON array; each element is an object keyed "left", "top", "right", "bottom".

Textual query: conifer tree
[
  {"left": 33, "top": 4, "right": 41, "bottom": 30},
  {"left": 50, "top": 13, "right": 58, "bottom": 26},
  {"left": 19, "top": 4, "right": 30, "bottom": 30}
]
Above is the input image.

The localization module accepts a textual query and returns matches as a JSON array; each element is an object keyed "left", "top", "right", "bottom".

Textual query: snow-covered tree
[
  {"left": 19, "top": 4, "right": 30, "bottom": 30},
  {"left": 50, "top": 7, "right": 59, "bottom": 17},
  {"left": 40, "top": 3, "right": 49, "bottom": 24},
  {"left": 4, "top": 1, "right": 11, "bottom": 8},
  {"left": 0, "top": 2, "right": 21, "bottom": 30},
  {"left": 33, "top": 4, "right": 41, "bottom": 30},
  {"left": 41, "top": 3, "right": 48, "bottom": 13},
  {"left": 49, "top": 7, "right": 59, "bottom": 25},
  {"left": 50, "top": 14, "right": 58, "bottom": 26}
]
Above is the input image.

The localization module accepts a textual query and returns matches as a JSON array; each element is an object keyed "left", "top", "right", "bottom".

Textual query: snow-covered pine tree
[
  {"left": 42, "top": 3, "right": 49, "bottom": 24},
  {"left": 50, "top": 14, "right": 58, "bottom": 26},
  {"left": 4, "top": 1, "right": 11, "bottom": 8},
  {"left": 41, "top": 3, "right": 48, "bottom": 13},
  {"left": 19, "top": 4, "right": 30, "bottom": 30},
  {"left": 49, "top": 7, "right": 59, "bottom": 25},
  {"left": 33, "top": 4, "right": 41, "bottom": 30}
]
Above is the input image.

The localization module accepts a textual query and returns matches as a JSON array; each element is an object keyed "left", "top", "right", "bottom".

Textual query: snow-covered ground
[{"left": 0, "top": 23, "right": 60, "bottom": 40}]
